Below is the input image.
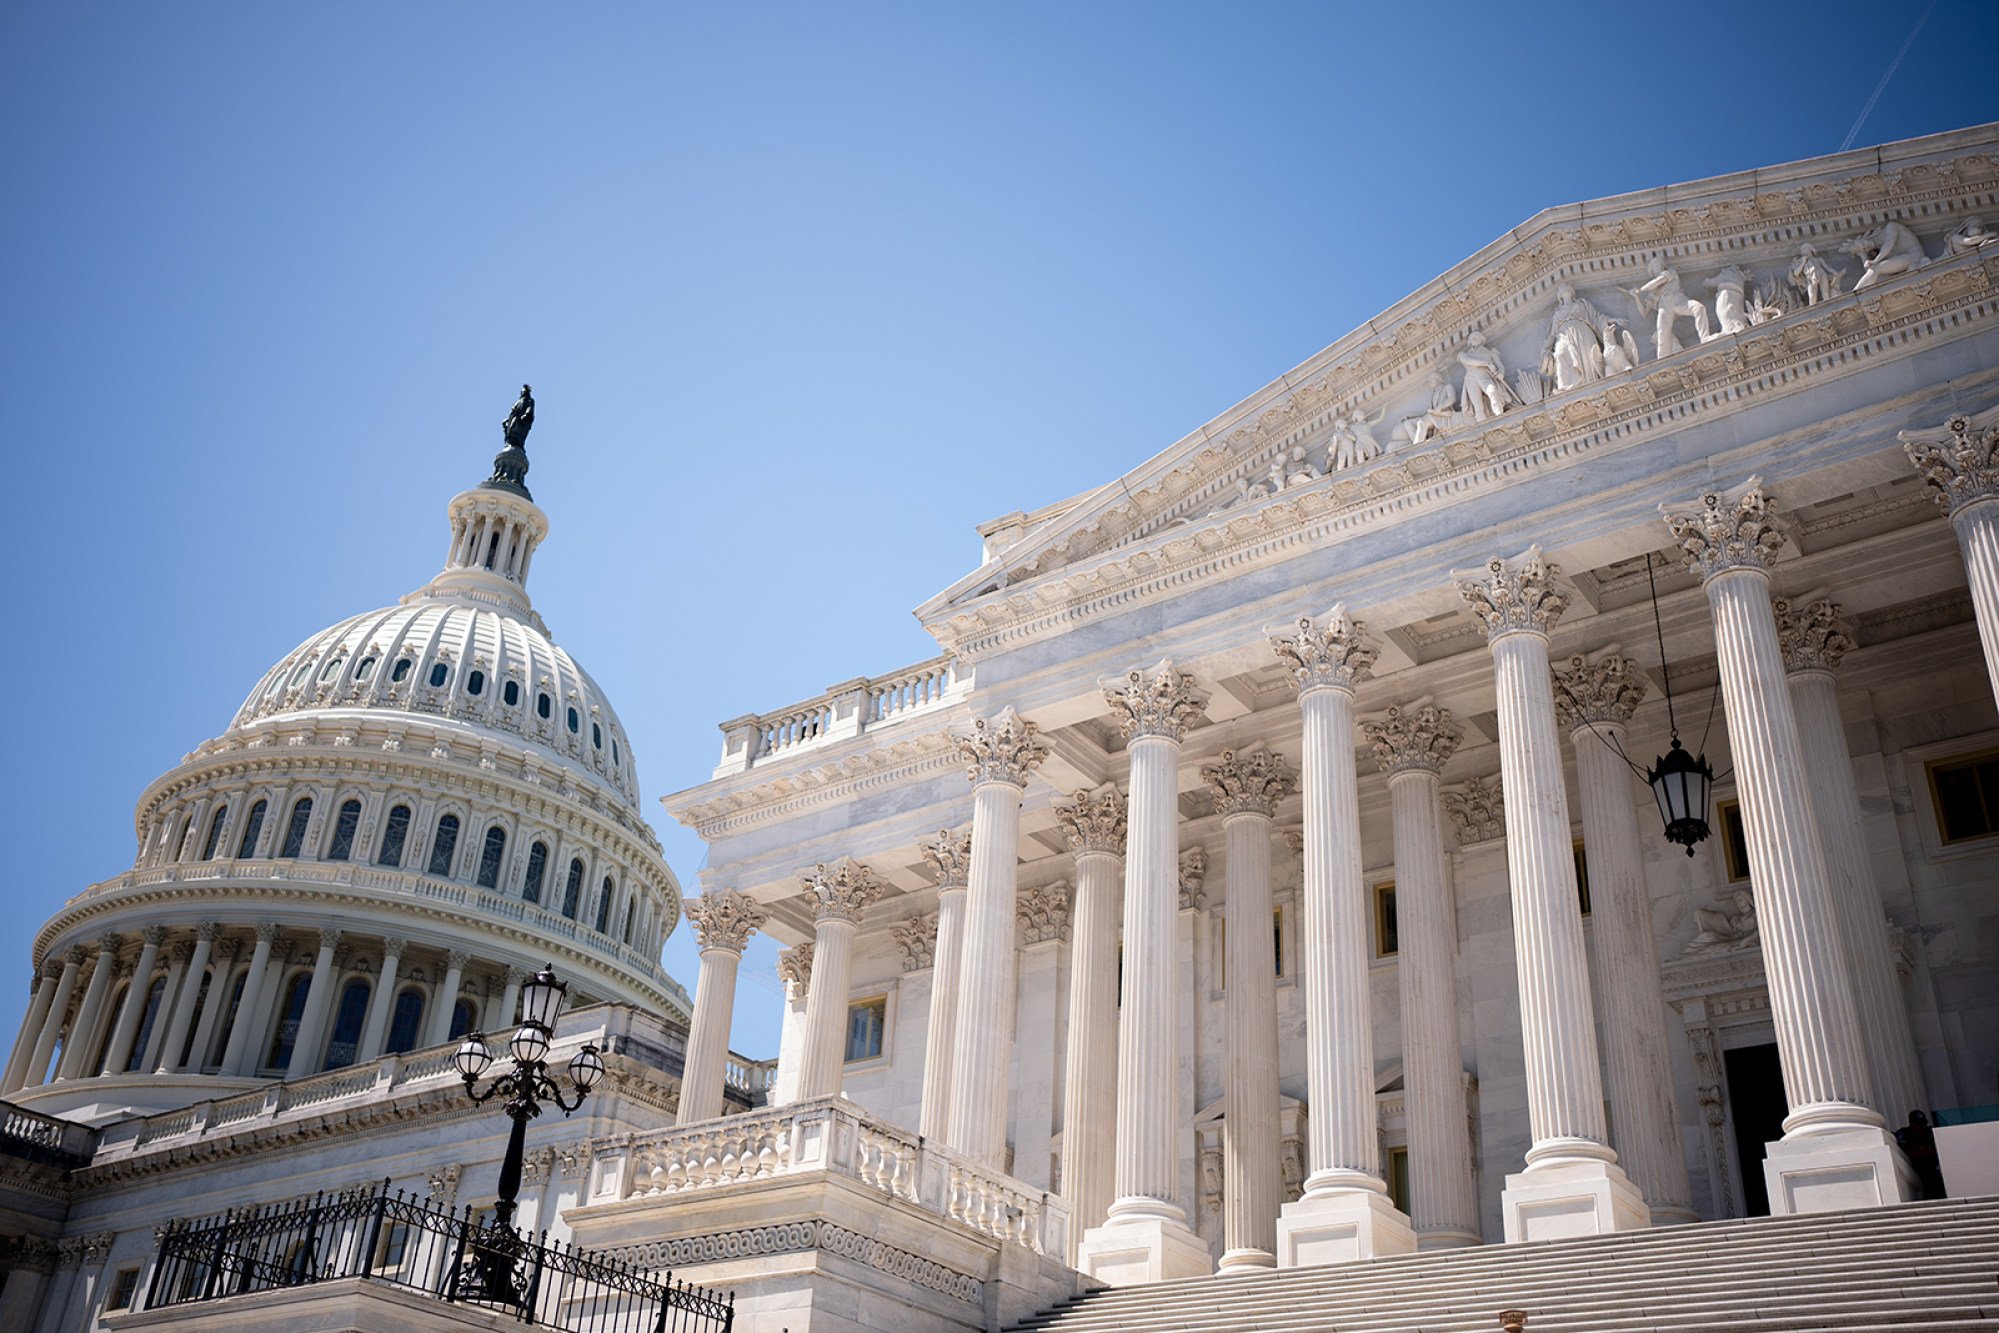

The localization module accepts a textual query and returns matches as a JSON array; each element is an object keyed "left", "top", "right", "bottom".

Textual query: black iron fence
[{"left": 145, "top": 1179, "right": 733, "bottom": 1332}]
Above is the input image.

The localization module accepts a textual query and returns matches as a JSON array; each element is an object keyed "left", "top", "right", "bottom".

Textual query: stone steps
[{"left": 1008, "top": 1197, "right": 1999, "bottom": 1333}]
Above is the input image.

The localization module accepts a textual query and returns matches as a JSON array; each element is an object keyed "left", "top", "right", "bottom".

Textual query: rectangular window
[
  {"left": 1573, "top": 839, "right": 1591, "bottom": 916},
  {"left": 1387, "top": 1146, "right": 1411, "bottom": 1216},
  {"left": 844, "top": 997, "right": 887, "bottom": 1063},
  {"left": 1374, "top": 881, "right": 1398, "bottom": 959},
  {"left": 106, "top": 1266, "right": 140, "bottom": 1312},
  {"left": 1717, "top": 799, "right": 1751, "bottom": 881},
  {"left": 1928, "top": 748, "right": 1999, "bottom": 844}
]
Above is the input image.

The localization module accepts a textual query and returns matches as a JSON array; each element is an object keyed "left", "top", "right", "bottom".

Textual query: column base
[
  {"left": 1076, "top": 1214, "right": 1213, "bottom": 1286},
  {"left": 1763, "top": 1125, "right": 1918, "bottom": 1216},
  {"left": 1502, "top": 1158, "right": 1650, "bottom": 1243},
  {"left": 1216, "top": 1247, "right": 1276, "bottom": 1275},
  {"left": 1275, "top": 1189, "right": 1417, "bottom": 1268},
  {"left": 1415, "top": 1228, "right": 1483, "bottom": 1251}
]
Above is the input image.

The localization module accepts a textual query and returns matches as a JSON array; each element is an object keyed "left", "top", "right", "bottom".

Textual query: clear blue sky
[{"left": 3, "top": 3, "right": 1995, "bottom": 1065}]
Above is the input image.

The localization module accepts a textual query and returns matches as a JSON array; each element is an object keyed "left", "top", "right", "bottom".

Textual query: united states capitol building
[{"left": 4, "top": 123, "right": 1999, "bottom": 1333}]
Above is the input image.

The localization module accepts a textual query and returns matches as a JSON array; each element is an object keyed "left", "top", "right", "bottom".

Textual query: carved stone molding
[
  {"left": 683, "top": 889, "right": 767, "bottom": 955},
  {"left": 1179, "top": 848, "right": 1208, "bottom": 911},
  {"left": 1454, "top": 547, "right": 1569, "bottom": 640},
  {"left": 140, "top": 925, "right": 169, "bottom": 948},
  {"left": 318, "top": 925, "right": 343, "bottom": 952},
  {"left": 1363, "top": 704, "right": 1463, "bottom": 775},
  {"left": 424, "top": 1162, "right": 462, "bottom": 1205},
  {"left": 954, "top": 706, "right": 1050, "bottom": 788},
  {"left": 1663, "top": 476, "right": 1784, "bottom": 580},
  {"left": 380, "top": 935, "right": 408, "bottom": 963},
  {"left": 522, "top": 1145, "right": 558, "bottom": 1185},
  {"left": 1101, "top": 661, "right": 1207, "bottom": 741},
  {"left": 1901, "top": 403, "right": 1999, "bottom": 513},
  {"left": 1442, "top": 774, "right": 1506, "bottom": 844},
  {"left": 167, "top": 939, "right": 195, "bottom": 964},
  {"left": 802, "top": 859, "right": 884, "bottom": 926},
  {"left": 777, "top": 944, "right": 814, "bottom": 996},
  {"left": 195, "top": 922, "right": 220, "bottom": 944},
  {"left": 1016, "top": 881, "right": 1072, "bottom": 946},
  {"left": 1200, "top": 744, "right": 1296, "bottom": 818},
  {"left": 1268, "top": 604, "right": 1378, "bottom": 694},
  {"left": 1053, "top": 784, "right": 1126, "bottom": 857},
  {"left": 920, "top": 828, "right": 974, "bottom": 890},
  {"left": 1773, "top": 596, "right": 1854, "bottom": 674},
  {"left": 1551, "top": 653, "right": 1649, "bottom": 730},
  {"left": 891, "top": 914, "right": 938, "bottom": 972}
]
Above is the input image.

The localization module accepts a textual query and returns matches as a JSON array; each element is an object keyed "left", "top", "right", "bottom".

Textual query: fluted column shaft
[
  {"left": 498, "top": 971, "right": 523, "bottom": 1034},
  {"left": 423, "top": 955, "right": 468, "bottom": 1049},
  {"left": 356, "top": 944, "right": 404, "bottom": 1063},
  {"left": 1568, "top": 717, "right": 1694, "bottom": 1218},
  {"left": 185, "top": 946, "right": 236, "bottom": 1072},
  {"left": 1786, "top": 666, "right": 1926, "bottom": 1122},
  {"left": 4, "top": 973, "right": 58, "bottom": 1093},
  {"left": 1952, "top": 501, "right": 1999, "bottom": 705},
  {"left": 1221, "top": 807, "right": 1280, "bottom": 1270},
  {"left": 286, "top": 933, "right": 341, "bottom": 1078},
  {"left": 139, "top": 949, "right": 189, "bottom": 1072},
  {"left": 222, "top": 930, "right": 277, "bottom": 1075},
  {"left": 24, "top": 956, "right": 82, "bottom": 1090},
  {"left": 681, "top": 948, "right": 741, "bottom": 1124},
  {"left": 1902, "top": 414, "right": 1999, "bottom": 704},
  {"left": 58, "top": 943, "right": 119, "bottom": 1080},
  {"left": 945, "top": 779, "right": 1029, "bottom": 1163},
  {"left": 920, "top": 882, "right": 969, "bottom": 1140},
  {"left": 155, "top": 933, "right": 213, "bottom": 1074},
  {"left": 796, "top": 919, "right": 857, "bottom": 1100},
  {"left": 1060, "top": 844, "right": 1122, "bottom": 1233},
  {"left": 1386, "top": 767, "right": 1482, "bottom": 1246}
]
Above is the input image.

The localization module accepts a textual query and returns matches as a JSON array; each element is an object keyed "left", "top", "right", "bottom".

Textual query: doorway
[{"left": 1725, "top": 1042, "right": 1788, "bottom": 1216}]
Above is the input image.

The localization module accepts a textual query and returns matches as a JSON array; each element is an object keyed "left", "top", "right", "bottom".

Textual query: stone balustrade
[
  {"left": 609, "top": 1095, "right": 1069, "bottom": 1258},
  {"left": 714, "top": 655, "right": 967, "bottom": 774},
  {"left": 723, "top": 1053, "right": 778, "bottom": 1097}
]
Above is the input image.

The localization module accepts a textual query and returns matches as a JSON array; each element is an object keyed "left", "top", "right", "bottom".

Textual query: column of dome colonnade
[
  {"left": 1662, "top": 481, "right": 1916, "bottom": 1214},
  {"left": 678, "top": 890, "right": 768, "bottom": 1124},
  {"left": 1904, "top": 407, "right": 1999, "bottom": 705},
  {"left": 1054, "top": 786, "right": 1126, "bottom": 1242},
  {"left": 917, "top": 829, "right": 973, "bottom": 1142},
  {"left": 1362, "top": 704, "right": 1482, "bottom": 1249},
  {"left": 1077, "top": 663, "right": 1214, "bottom": 1285},
  {"left": 97, "top": 927, "right": 166, "bottom": 1078},
  {"left": 56, "top": 937, "right": 121, "bottom": 1081},
  {"left": 2, "top": 964, "right": 62, "bottom": 1093},
  {"left": 1266, "top": 609, "right": 1417, "bottom": 1265},
  {"left": 944, "top": 708, "right": 1049, "bottom": 1167},
  {"left": 151, "top": 924, "right": 217, "bottom": 1075},
  {"left": 1202, "top": 746, "right": 1295, "bottom": 1273},
  {"left": 1771, "top": 595, "right": 1927, "bottom": 1127},
  {"left": 793, "top": 861, "right": 884, "bottom": 1102},
  {"left": 1550, "top": 653, "right": 1696, "bottom": 1225},
  {"left": 1455, "top": 550, "right": 1649, "bottom": 1241}
]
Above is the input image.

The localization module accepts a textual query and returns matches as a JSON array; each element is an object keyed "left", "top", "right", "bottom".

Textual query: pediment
[{"left": 917, "top": 125, "right": 1999, "bottom": 650}]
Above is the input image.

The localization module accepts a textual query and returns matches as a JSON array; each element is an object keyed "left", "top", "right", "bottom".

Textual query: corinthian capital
[
  {"left": 920, "top": 828, "right": 973, "bottom": 890},
  {"left": 1662, "top": 477, "right": 1784, "bottom": 580},
  {"left": 1454, "top": 547, "right": 1569, "bottom": 640},
  {"left": 1201, "top": 745, "right": 1296, "bottom": 818},
  {"left": 1017, "top": 880, "right": 1072, "bottom": 945},
  {"left": 777, "top": 943, "right": 814, "bottom": 995},
  {"left": 683, "top": 889, "right": 767, "bottom": 955},
  {"left": 1552, "top": 653, "right": 1649, "bottom": 730},
  {"left": 1267, "top": 604, "right": 1378, "bottom": 694},
  {"left": 1773, "top": 596, "right": 1853, "bottom": 674},
  {"left": 1901, "top": 405, "right": 1999, "bottom": 515},
  {"left": 1442, "top": 773, "right": 1505, "bottom": 844},
  {"left": 803, "top": 858, "right": 883, "bottom": 925},
  {"left": 1363, "top": 704, "right": 1462, "bottom": 775},
  {"left": 1101, "top": 661, "right": 1207, "bottom": 741},
  {"left": 955, "top": 707, "right": 1049, "bottom": 788},
  {"left": 1053, "top": 784, "right": 1126, "bottom": 857}
]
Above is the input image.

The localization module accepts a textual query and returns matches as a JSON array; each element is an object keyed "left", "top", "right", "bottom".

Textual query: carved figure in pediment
[
  {"left": 1948, "top": 215, "right": 1996, "bottom": 254},
  {"left": 1684, "top": 888, "right": 1759, "bottom": 955},
  {"left": 1788, "top": 243, "right": 1845, "bottom": 308},
  {"left": 1745, "top": 273, "right": 1787, "bottom": 326},
  {"left": 1456, "top": 331, "right": 1518, "bottom": 422},
  {"left": 1396, "top": 372, "right": 1462, "bottom": 446},
  {"left": 1844, "top": 220, "right": 1928, "bottom": 290},
  {"left": 1704, "top": 265, "right": 1752, "bottom": 336},
  {"left": 1597, "top": 316, "right": 1641, "bottom": 374},
  {"left": 1328, "top": 410, "right": 1386, "bottom": 471},
  {"left": 1282, "top": 442, "right": 1319, "bottom": 488},
  {"left": 1632, "top": 257, "right": 1713, "bottom": 356},
  {"left": 1541, "top": 282, "right": 1616, "bottom": 391},
  {"left": 1513, "top": 369, "right": 1546, "bottom": 405}
]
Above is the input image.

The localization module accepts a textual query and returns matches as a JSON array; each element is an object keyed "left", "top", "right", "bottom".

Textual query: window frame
[
  {"left": 1715, "top": 796, "right": 1752, "bottom": 883},
  {"left": 843, "top": 993, "right": 891, "bottom": 1068},
  {"left": 1373, "top": 879, "right": 1398, "bottom": 960},
  {"left": 1925, "top": 744, "right": 1999, "bottom": 847}
]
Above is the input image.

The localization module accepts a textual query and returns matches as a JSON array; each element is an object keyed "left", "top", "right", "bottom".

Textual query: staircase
[{"left": 1009, "top": 1197, "right": 1999, "bottom": 1333}]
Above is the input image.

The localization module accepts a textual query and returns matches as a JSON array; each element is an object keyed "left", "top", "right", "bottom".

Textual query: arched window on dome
[
  {"left": 236, "top": 800, "right": 267, "bottom": 858},
  {"left": 484, "top": 531, "right": 501, "bottom": 570},
  {"left": 612, "top": 737, "right": 620, "bottom": 767},
  {"left": 354, "top": 656, "right": 376, "bottom": 681},
  {"left": 428, "top": 662, "right": 449, "bottom": 688},
  {"left": 622, "top": 896, "right": 635, "bottom": 945},
  {"left": 450, "top": 997, "right": 479, "bottom": 1040},
  {"left": 427, "top": 814, "right": 460, "bottom": 877},
  {"left": 175, "top": 815, "right": 200, "bottom": 863},
  {"left": 467, "top": 669, "right": 486, "bottom": 697},
  {"left": 319, "top": 656, "right": 342, "bottom": 682},
  {"left": 592, "top": 722, "right": 602, "bottom": 750},
  {"left": 279, "top": 798, "right": 313, "bottom": 858},
  {"left": 391, "top": 657, "right": 413, "bottom": 684},
  {"left": 208, "top": 970, "right": 249, "bottom": 1070},
  {"left": 264, "top": 972, "right": 313, "bottom": 1071},
  {"left": 175, "top": 970, "right": 212, "bottom": 1069},
  {"left": 503, "top": 680, "right": 520, "bottom": 708},
  {"left": 596, "top": 877, "right": 615, "bottom": 934},
  {"left": 561, "top": 859, "right": 584, "bottom": 919},
  {"left": 567, "top": 706, "right": 581, "bottom": 735},
  {"left": 523, "top": 841, "right": 548, "bottom": 904},
  {"left": 200, "top": 804, "right": 230, "bottom": 861},
  {"left": 385, "top": 987, "right": 424, "bottom": 1054},
  {"left": 537, "top": 691, "right": 552, "bottom": 720},
  {"left": 326, "top": 799, "right": 363, "bottom": 862},
  {"left": 124, "top": 975, "right": 169, "bottom": 1072},
  {"left": 476, "top": 826, "right": 507, "bottom": 889},
  {"left": 377, "top": 805, "right": 411, "bottom": 867},
  {"left": 320, "top": 979, "right": 371, "bottom": 1071}
]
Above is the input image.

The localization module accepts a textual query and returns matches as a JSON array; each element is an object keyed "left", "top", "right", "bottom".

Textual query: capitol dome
[{"left": 3, "top": 410, "right": 690, "bottom": 1122}]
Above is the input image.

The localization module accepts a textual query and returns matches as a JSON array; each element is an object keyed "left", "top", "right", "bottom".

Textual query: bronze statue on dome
[{"left": 503, "top": 384, "right": 536, "bottom": 450}]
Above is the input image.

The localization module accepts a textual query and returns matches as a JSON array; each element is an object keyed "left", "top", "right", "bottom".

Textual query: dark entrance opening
[{"left": 1725, "top": 1041, "right": 1788, "bottom": 1217}]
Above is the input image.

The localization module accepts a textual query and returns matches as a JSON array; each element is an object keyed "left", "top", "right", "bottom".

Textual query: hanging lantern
[
  {"left": 1648, "top": 736, "right": 1714, "bottom": 855},
  {"left": 519, "top": 964, "right": 569, "bottom": 1031},
  {"left": 454, "top": 1032, "right": 494, "bottom": 1081}
]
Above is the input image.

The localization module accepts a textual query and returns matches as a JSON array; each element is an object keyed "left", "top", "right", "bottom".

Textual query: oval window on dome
[
  {"left": 537, "top": 692, "right": 552, "bottom": 720},
  {"left": 428, "top": 662, "right": 449, "bottom": 688},
  {"left": 319, "top": 657, "right": 342, "bottom": 682},
  {"left": 392, "top": 658, "right": 413, "bottom": 684},
  {"left": 591, "top": 722, "right": 602, "bottom": 749},
  {"left": 611, "top": 737, "right": 620, "bottom": 766},
  {"left": 467, "top": 669, "right": 486, "bottom": 697},
  {"left": 567, "top": 707, "right": 580, "bottom": 734},
  {"left": 354, "top": 656, "right": 376, "bottom": 681},
  {"left": 503, "top": 680, "right": 520, "bottom": 707}
]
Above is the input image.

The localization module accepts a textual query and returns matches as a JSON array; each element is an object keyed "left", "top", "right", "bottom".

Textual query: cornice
[{"left": 668, "top": 726, "right": 966, "bottom": 840}]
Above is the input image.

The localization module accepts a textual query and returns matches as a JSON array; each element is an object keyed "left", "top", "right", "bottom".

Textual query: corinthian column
[
  {"left": 4, "top": 969, "right": 60, "bottom": 1093},
  {"left": 1551, "top": 654, "right": 1695, "bottom": 1224},
  {"left": 99, "top": 926, "right": 167, "bottom": 1077},
  {"left": 286, "top": 928, "right": 342, "bottom": 1078},
  {"left": 945, "top": 708, "right": 1049, "bottom": 1165},
  {"left": 1363, "top": 704, "right": 1481, "bottom": 1248},
  {"left": 795, "top": 860, "right": 884, "bottom": 1101},
  {"left": 1773, "top": 597, "right": 1926, "bottom": 1125},
  {"left": 679, "top": 889, "right": 768, "bottom": 1124},
  {"left": 58, "top": 937, "right": 122, "bottom": 1080},
  {"left": 222, "top": 924, "right": 278, "bottom": 1076},
  {"left": 155, "top": 926, "right": 217, "bottom": 1074},
  {"left": 355, "top": 937, "right": 406, "bottom": 1063},
  {"left": 1055, "top": 787, "right": 1125, "bottom": 1242},
  {"left": 1903, "top": 408, "right": 1999, "bottom": 705},
  {"left": 918, "top": 829, "right": 973, "bottom": 1142},
  {"left": 1076, "top": 662, "right": 1213, "bottom": 1285},
  {"left": 23, "top": 948, "right": 86, "bottom": 1090},
  {"left": 1456, "top": 550, "right": 1647, "bottom": 1241},
  {"left": 1265, "top": 610, "right": 1417, "bottom": 1265},
  {"left": 1664, "top": 480, "right": 1912, "bottom": 1214},
  {"left": 1203, "top": 746, "right": 1295, "bottom": 1273}
]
